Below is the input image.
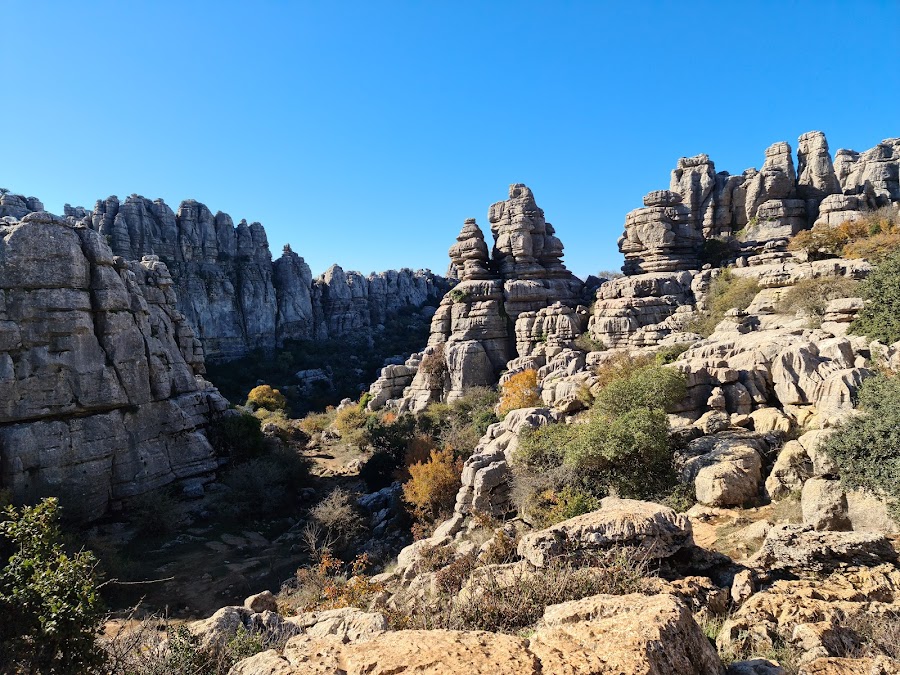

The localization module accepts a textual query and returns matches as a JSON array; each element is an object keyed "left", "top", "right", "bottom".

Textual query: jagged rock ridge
[{"left": 85, "top": 195, "right": 449, "bottom": 361}]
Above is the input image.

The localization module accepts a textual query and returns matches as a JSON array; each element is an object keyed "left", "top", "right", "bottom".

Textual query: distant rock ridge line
[{"left": 1, "top": 191, "right": 450, "bottom": 361}]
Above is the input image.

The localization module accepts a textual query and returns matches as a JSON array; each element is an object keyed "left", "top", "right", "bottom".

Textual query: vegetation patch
[
  {"left": 687, "top": 270, "right": 759, "bottom": 337},
  {"left": 851, "top": 249, "right": 900, "bottom": 344},
  {"left": 821, "top": 373, "right": 900, "bottom": 519}
]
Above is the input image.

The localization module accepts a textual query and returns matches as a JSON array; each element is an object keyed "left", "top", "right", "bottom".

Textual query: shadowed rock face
[
  {"left": 86, "top": 195, "right": 448, "bottom": 361},
  {"left": 0, "top": 211, "right": 228, "bottom": 519}
]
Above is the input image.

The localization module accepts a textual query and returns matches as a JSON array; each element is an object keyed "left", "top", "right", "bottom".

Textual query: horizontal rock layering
[
  {"left": 10, "top": 194, "right": 449, "bottom": 361},
  {"left": 370, "top": 185, "right": 588, "bottom": 411},
  {"left": 0, "top": 211, "right": 229, "bottom": 519}
]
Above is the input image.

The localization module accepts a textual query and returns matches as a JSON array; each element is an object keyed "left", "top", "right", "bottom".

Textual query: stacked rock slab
[
  {"left": 84, "top": 194, "right": 448, "bottom": 361},
  {"left": 388, "top": 186, "right": 584, "bottom": 410},
  {"left": 0, "top": 211, "right": 228, "bottom": 520},
  {"left": 589, "top": 132, "right": 900, "bottom": 350}
]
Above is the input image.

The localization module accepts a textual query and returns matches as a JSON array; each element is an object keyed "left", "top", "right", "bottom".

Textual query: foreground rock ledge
[{"left": 229, "top": 593, "right": 724, "bottom": 675}]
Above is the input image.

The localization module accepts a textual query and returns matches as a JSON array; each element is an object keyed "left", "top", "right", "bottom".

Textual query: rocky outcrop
[
  {"left": 230, "top": 593, "right": 724, "bottom": 675},
  {"left": 386, "top": 186, "right": 585, "bottom": 410},
  {"left": 0, "top": 211, "right": 228, "bottom": 519},
  {"left": 517, "top": 498, "right": 694, "bottom": 567},
  {"left": 83, "top": 194, "right": 448, "bottom": 360},
  {"left": 589, "top": 132, "right": 898, "bottom": 351}
]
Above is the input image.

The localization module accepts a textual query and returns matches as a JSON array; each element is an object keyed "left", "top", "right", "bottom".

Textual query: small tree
[
  {"left": 403, "top": 448, "right": 463, "bottom": 523},
  {"left": 246, "top": 384, "right": 287, "bottom": 412},
  {"left": 497, "top": 369, "right": 541, "bottom": 418},
  {"left": 0, "top": 498, "right": 105, "bottom": 672},
  {"left": 851, "top": 250, "right": 900, "bottom": 345}
]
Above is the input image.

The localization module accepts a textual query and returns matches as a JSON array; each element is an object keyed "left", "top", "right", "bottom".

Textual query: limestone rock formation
[
  {"left": 230, "top": 593, "right": 724, "bottom": 675},
  {"left": 0, "top": 211, "right": 228, "bottom": 519},
  {"left": 517, "top": 498, "right": 694, "bottom": 567},
  {"left": 81, "top": 194, "right": 449, "bottom": 360},
  {"left": 385, "top": 185, "right": 585, "bottom": 410}
]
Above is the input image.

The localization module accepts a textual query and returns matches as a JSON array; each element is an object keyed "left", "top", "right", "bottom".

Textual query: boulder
[
  {"left": 749, "top": 525, "right": 897, "bottom": 574},
  {"left": 801, "top": 479, "right": 850, "bottom": 531},
  {"left": 517, "top": 498, "right": 693, "bottom": 567}
]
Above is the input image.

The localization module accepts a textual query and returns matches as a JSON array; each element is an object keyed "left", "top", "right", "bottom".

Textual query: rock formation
[
  {"left": 589, "top": 132, "right": 900, "bottom": 351},
  {"left": 371, "top": 185, "right": 585, "bottom": 411},
  {"left": 79, "top": 194, "right": 448, "bottom": 360},
  {"left": 0, "top": 211, "right": 228, "bottom": 519}
]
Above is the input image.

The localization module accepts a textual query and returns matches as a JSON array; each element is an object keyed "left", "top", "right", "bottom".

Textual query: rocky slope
[
  {"left": 7, "top": 192, "right": 449, "bottom": 362},
  {"left": 0, "top": 210, "right": 228, "bottom": 520}
]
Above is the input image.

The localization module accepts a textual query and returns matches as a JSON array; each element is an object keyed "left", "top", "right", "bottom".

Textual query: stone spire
[{"left": 448, "top": 218, "right": 493, "bottom": 281}]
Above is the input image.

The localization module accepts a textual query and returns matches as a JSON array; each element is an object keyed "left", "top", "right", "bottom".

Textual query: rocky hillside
[
  {"left": 0, "top": 210, "right": 228, "bottom": 520},
  {"left": 1, "top": 192, "right": 449, "bottom": 362}
]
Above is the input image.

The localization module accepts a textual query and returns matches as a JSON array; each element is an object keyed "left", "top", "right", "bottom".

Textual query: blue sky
[{"left": 2, "top": 1, "right": 898, "bottom": 279}]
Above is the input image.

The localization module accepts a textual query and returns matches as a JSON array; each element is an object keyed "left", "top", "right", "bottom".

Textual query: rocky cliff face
[
  {"left": 368, "top": 184, "right": 587, "bottom": 411},
  {"left": 0, "top": 210, "right": 228, "bottom": 520},
  {"left": 85, "top": 195, "right": 447, "bottom": 361}
]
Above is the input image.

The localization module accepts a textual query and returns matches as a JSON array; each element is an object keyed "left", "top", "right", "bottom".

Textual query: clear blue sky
[{"left": 2, "top": 1, "right": 898, "bottom": 279}]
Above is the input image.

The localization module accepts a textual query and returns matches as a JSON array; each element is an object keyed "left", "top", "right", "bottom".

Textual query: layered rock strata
[
  {"left": 381, "top": 185, "right": 585, "bottom": 410},
  {"left": 7, "top": 193, "right": 448, "bottom": 361},
  {"left": 0, "top": 211, "right": 228, "bottom": 519},
  {"left": 590, "top": 132, "right": 899, "bottom": 350}
]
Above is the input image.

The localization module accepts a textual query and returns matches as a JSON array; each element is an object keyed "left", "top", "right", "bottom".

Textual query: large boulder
[{"left": 517, "top": 498, "right": 693, "bottom": 567}]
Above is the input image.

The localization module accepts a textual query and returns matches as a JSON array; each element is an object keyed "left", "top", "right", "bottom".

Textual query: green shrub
[
  {"left": 128, "top": 489, "right": 180, "bottom": 536},
  {"left": 688, "top": 270, "right": 759, "bottom": 337},
  {"left": 851, "top": 250, "right": 900, "bottom": 344},
  {"left": 220, "top": 447, "right": 311, "bottom": 517},
  {"left": 208, "top": 413, "right": 266, "bottom": 462},
  {"left": 700, "top": 238, "right": 734, "bottom": 267},
  {"left": 594, "top": 363, "right": 687, "bottom": 417},
  {"left": 418, "top": 388, "right": 499, "bottom": 458},
  {"left": 514, "top": 364, "right": 686, "bottom": 504},
  {"left": 654, "top": 343, "right": 691, "bottom": 365},
  {"left": 0, "top": 498, "right": 105, "bottom": 672},
  {"left": 777, "top": 276, "right": 860, "bottom": 326},
  {"left": 573, "top": 333, "right": 606, "bottom": 353},
  {"left": 821, "top": 373, "right": 900, "bottom": 518}
]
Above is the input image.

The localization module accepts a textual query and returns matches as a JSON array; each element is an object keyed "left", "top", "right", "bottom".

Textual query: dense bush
[
  {"left": 246, "top": 384, "right": 287, "bottom": 412},
  {"left": 573, "top": 333, "right": 606, "bottom": 353},
  {"left": 220, "top": 446, "right": 311, "bottom": 517},
  {"left": 789, "top": 207, "right": 900, "bottom": 261},
  {"left": 775, "top": 276, "right": 860, "bottom": 326},
  {"left": 821, "top": 373, "right": 900, "bottom": 518},
  {"left": 0, "top": 498, "right": 105, "bottom": 672},
  {"left": 128, "top": 489, "right": 180, "bottom": 536},
  {"left": 418, "top": 387, "right": 499, "bottom": 458},
  {"left": 333, "top": 404, "right": 371, "bottom": 447},
  {"left": 497, "top": 369, "right": 541, "bottom": 418},
  {"left": 360, "top": 414, "right": 419, "bottom": 491},
  {"left": 207, "top": 412, "right": 267, "bottom": 463},
  {"left": 851, "top": 250, "right": 900, "bottom": 345},
  {"left": 514, "top": 363, "right": 687, "bottom": 509},
  {"left": 688, "top": 270, "right": 759, "bottom": 337},
  {"left": 402, "top": 448, "right": 463, "bottom": 523}
]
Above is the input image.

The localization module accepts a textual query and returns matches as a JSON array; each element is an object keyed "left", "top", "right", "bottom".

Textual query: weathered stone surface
[
  {"left": 0, "top": 213, "right": 228, "bottom": 519},
  {"left": 797, "top": 131, "right": 841, "bottom": 203},
  {"left": 396, "top": 186, "right": 584, "bottom": 409},
  {"left": 230, "top": 595, "right": 724, "bottom": 675},
  {"left": 749, "top": 524, "right": 897, "bottom": 574},
  {"left": 718, "top": 565, "right": 900, "bottom": 667},
  {"left": 532, "top": 593, "right": 724, "bottom": 675},
  {"left": 798, "top": 657, "right": 900, "bottom": 674},
  {"left": 801, "top": 478, "right": 850, "bottom": 531},
  {"left": 517, "top": 498, "right": 693, "bottom": 567},
  {"left": 682, "top": 435, "right": 765, "bottom": 507},
  {"left": 86, "top": 194, "right": 448, "bottom": 361}
]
